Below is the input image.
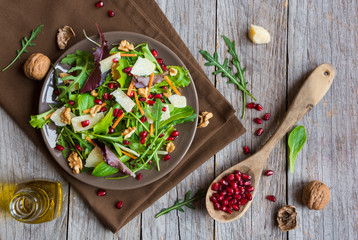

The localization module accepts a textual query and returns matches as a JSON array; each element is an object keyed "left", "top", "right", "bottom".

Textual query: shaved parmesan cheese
[
  {"left": 50, "top": 106, "right": 75, "bottom": 126},
  {"left": 99, "top": 52, "right": 122, "bottom": 74},
  {"left": 161, "top": 104, "right": 170, "bottom": 121},
  {"left": 85, "top": 146, "right": 103, "bottom": 167},
  {"left": 130, "top": 57, "right": 155, "bottom": 76},
  {"left": 111, "top": 89, "right": 136, "bottom": 112},
  {"left": 71, "top": 113, "right": 104, "bottom": 132},
  {"left": 169, "top": 95, "right": 187, "bottom": 108}
]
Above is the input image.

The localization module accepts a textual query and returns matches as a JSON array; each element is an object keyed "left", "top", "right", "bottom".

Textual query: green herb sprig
[
  {"left": 288, "top": 125, "right": 307, "bottom": 173},
  {"left": 2, "top": 24, "right": 44, "bottom": 71},
  {"left": 155, "top": 190, "right": 206, "bottom": 218},
  {"left": 200, "top": 35, "right": 255, "bottom": 118}
]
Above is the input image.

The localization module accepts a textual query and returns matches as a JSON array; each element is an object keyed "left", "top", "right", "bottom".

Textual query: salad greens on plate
[{"left": 30, "top": 24, "right": 196, "bottom": 180}]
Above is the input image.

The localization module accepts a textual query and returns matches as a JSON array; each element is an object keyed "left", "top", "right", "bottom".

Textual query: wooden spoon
[{"left": 206, "top": 63, "right": 335, "bottom": 222}]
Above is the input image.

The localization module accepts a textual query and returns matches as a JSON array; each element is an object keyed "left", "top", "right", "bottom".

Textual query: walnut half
[
  {"left": 67, "top": 151, "right": 82, "bottom": 174},
  {"left": 118, "top": 40, "right": 134, "bottom": 52},
  {"left": 198, "top": 111, "right": 213, "bottom": 128},
  {"left": 60, "top": 107, "right": 72, "bottom": 125},
  {"left": 166, "top": 142, "right": 175, "bottom": 153},
  {"left": 121, "top": 127, "right": 136, "bottom": 139},
  {"left": 277, "top": 205, "right": 298, "bottom": 231}
]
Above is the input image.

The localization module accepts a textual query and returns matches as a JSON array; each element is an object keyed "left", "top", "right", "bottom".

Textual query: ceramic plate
[{"left": 39, "top": 32, "right": 198, "bottom": 190}]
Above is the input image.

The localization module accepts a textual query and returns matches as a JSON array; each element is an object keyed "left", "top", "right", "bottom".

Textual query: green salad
[{"left": 30, "top": 25, "right": 196, "bottom": 180}]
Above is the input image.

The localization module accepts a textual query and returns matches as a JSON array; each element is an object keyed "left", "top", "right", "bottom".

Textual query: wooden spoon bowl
[{"left": 206, "top": 63, "right": 335, "bottom": 222}]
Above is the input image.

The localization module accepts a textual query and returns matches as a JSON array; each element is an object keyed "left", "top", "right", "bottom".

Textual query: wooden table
[{"left": 1, "top": 0, "right": 357, "bottom": 239}]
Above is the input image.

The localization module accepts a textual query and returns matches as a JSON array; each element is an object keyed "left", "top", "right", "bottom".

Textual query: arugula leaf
[
  {"left": 159, "top": 107, "right": 195, "bottom": 128},
  {"left": 153, "top": 99, "right": 163, "bottom": 136},
  {"left": 139, "top": 43, "right": 163, "bottom": 73},
  {"left": 93, "top": 108, "right": 113, "bottom": 134},
  {"left": 115, "top": 59, "right": 130, "bottom": 87},
  {"left": 77, "top": 93, "right": 95, "bottom": 114},
  {"left": 92, "top": 161, "right": 119, "bottom": 177},
  {"left": 167, "top": 66, "right": 191, "bottom": 87},
  {"left": 288, "top": 125, "right": 307, "bottom": 173},
  {"left": 29, "top": 108, "right": 56, "bottom": 128},
  {"left": 89, "top": 133, "right": 124, "bottom": 143}
]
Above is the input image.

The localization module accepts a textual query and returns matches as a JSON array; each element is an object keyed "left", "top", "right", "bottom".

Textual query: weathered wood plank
[
  {"left": 0, "top": 108, "right": 69, "bottom": 240},
  {"left": 287, "top": 0, "right": 358, "bottom": 239},
  {"left": 141, "top": 1, "right": 216, "bottom": 240},
  {"left": 215, "top": 0, "right": 288, "bottom": 239}
]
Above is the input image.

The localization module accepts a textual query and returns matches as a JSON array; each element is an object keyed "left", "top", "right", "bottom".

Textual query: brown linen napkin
[{"left": 0, "top": 0, "right": 246, "bottom": 232}]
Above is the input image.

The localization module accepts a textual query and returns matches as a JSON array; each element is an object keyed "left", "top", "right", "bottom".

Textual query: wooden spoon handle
[{"left": 262, "top": 63, "right": 335, "bottom": 154}]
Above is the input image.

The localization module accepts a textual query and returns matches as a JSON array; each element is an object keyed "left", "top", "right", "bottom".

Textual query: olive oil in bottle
[{"left": 7, "top": 180, "right": 62, "bottom": 224}]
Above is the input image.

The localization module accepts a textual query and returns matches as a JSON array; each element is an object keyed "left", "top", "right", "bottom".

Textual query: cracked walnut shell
[
  {"left": 68, "top": 151, "right": 82, "bottom": 174},
  {"left": 23, "top": 53, "right": 51, "bottom": 80},
  {"left": 198, "top": 111, "right": 213, "bottom": 128},
  {"left": 302, "top": 180, "right": 330, "bottom": 210},
  {"left": 277, "top": 205, "right": 298, "bottom": 231},
  {"left": 57, "top": 25, "right": 76, "bottom": 50}
]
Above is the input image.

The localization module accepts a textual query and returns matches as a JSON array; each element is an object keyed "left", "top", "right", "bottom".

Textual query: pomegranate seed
[
  {"left": 154, "top": 93, "right": 162, "bottom": 99},
  {"left": 162, "top": 86, "right": 167, "bottom": 90},
  {"left": 246, "top": 102, "right": 255, "bottom": 109},
  {"left": 140, "top": 139, "right": 146, "bottom": 144},
  {"left": 264, "top": 170, "right": 274, "bottom": 176},
  {"left": 253, "top": 118, "right": 262, "bottom": 124},
  {"left": 256, "top": 128, "right": 264, "bottom": 136},
  {"left": 235, "top": 174, "right": 241, "bottom": 181},
  {"left": 55, "top": 144, "right": 64, "bottom": 151},
  {"left": 116, "top": 201, "right": 123, "bottom": 209},
  {"left": 221, "top": 206, "right": 227, "bottom": 212},
  {"left": 238, "top": 180, "right": 244, "bottom": 186},
  {"left": 266, "top": 195, "right": 276, "bottom": 202},
  {"left": 162, "top": 154, "right": 171, "bottom": 161},
  {"left": 239, "top": 198, "right": 248, "bottom": 205},
  {"left": 245, "top": 192, "right": 252, "bottom": 201},
  {"left": 219, "top": 190, "right": 227, "bottom": 196},
  {"left": 103, "top": 92, "right": 109, "bottom": 100},
  {"left": 234, "top": 188, "right": 240, "bottom": 195},
  {"left": 226, "top": 187, "right": 234, "bottom": 195},
  {"left": 95, "top": 1, "right": 104, "bottom": 8},
  {"left": 230, "top": 181, "right": 238, "bottom": 189},
  {"left": 140, "top": 116, "right": 147, "bottom": 122},
  {"left": 123, "top": 140, "right": 130, "bottom": 145},
  {"left": 147, "top": 100, "right": 155, "bottom": 105},
  {"left": 245, "top": 186, "right": 254, "bottom": 192},
  {"left": 227, "top": 174, "right": 235, "bottom": 181},
  {"left": 220, "top": 179, "right": 229, "bottom": 186},
  {"left": 94, "top": 99, "right": 102, "bottom": 105},
  {"left": 234, "top": 170, "right": 242, "bottom": 176},
  {"left": 108, "top": 127, "right": 115, "bottom": 134},
  {"left": 113, "top": 108, "right": 119, "bottom": 117},
  {"left": 81, "top": 120, "right": 90, "bottom": 127},
  {"left": 217, "top": 195, "right": 224, "bottom": 201},
  {"left": 160, "top": 98, "right": 165, "bottom": 103},
  {"left": 171, "top": 131, "right": 179, "bottom": 137},
  {"left": 210, "top": 196, "right": 218, "bottom": 203},
  {"left": 233, "top": 194, "right": 242, "bottom": 200},
  {"left": 108, "top": 10, "right": 115, "bottom": 17},
  {"left": 159, "top": 133, "right": 164, "bottom": 138},
  {"left": 162, "top": 107, "right": 167, "bottom": 112},
  {"left": 229, "top": 199, "right": 237, "bottom": 205},
  {"left": 117, "top": 109, "right": 124, "bottom": 117},
  {"left": 137, "top": 173, "right": 143, "bottom": 181},
  {"left": 221, "top": 200, "right": 229, "bottom": 206},
  {"left": 148, "top": 93, "right": 154, "bottom": 99},
  {"left": 242, "top": 174, "right": 251, "bottom": 181},
  {"left": 108, "top": 83, "right": 114, "bottom": 89},
  {"left": 54, "top": 89, "right": 60, "bottom": 96},
  {"left": 238, "top": 186, "right": 245, "bottom": 194},
  {"left": 211, "top": 183, "right": 220, "bottom": 191},
  {"left": 244, "top": 181, "right": 251, "bottom": 186},
  {"left": 151, "top": 49, "right": 158, "bottom": 58},
  {"left": 167, "top": 136, "right": 175, "bottom": 141},
  {"left": 128, "top": 73, "right": 133, "bottom": 76},
  {"left": 114, "top": 83, "right": 120, "bottom": 88},
  {"left": 140, "top": 131, "right": 148, "bottom": 139},
  {"left": 255, "top": 104, "right": 263, "bottom": 111},
  {"left": 243, "top": 146, "right": 250, "bottom": 154},
  {"left": 75, "top": 144, "right": 82, "bottom": 152},
  {"left": 68, "top": 100, "right": 75, "bottom": 106},
  {"left": 123, "top": 67, "right": 132, "bottom": 73},
  {"left": 224, "top": 195, "right": 232, "bottom": 201},
  {"left": 161, "top": 64, "right": 167, "bottom": 71},
  {"left": 233, "top": 205, "right": 240, "bottom": 211},
  {"left": 262, "top": 113, "right": 271, "bottom": 121},
  {"left": 139, "top": 97, "right": 146, "bottom": 102},
  {"left": 226, "top": 208, "right": 232, "bottom": 214},
  {"left": 156, "top": 58, "right": 163, "bottom": 64},
  {"left": 112, "top": 57, "right": 119, "bottom": 63},
  {"left": 214, "top": 203, "right": 221, "bottom": 210},
  {"left": 100, "top": 106, "right": 107, "bottom": 112},
  {"left": 97, "top": 189, "right": 106, "bottom": 196},
  {"left": 109, "top": 94, "right": 114, "bottom": 100},
  {"left": 128, "top": 91, "right": 134, "bottom": 98}
]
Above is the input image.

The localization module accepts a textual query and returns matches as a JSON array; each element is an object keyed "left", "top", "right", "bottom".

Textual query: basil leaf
[
  {"left": 288, "top": 125, "right": 307, "bottom": 173},
  {"left": 93, "top": 108, "right": 113, "bottom": 134},
  {"left": 77, "top": 93, "right": 95, "bottom": 115},
  {"left": 159, "top": 106, "right": 195, "bottom": 128},
  {"left": 92, "top": 161, "right": 119, "bottom": 177}
]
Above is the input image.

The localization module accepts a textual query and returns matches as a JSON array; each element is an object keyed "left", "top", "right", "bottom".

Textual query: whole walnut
[
  {"left": 23, "top": 53, "right": 51, "bottom": 80},
  {"left": 302, "top": 180, "right": 330, "bottom": 210}
]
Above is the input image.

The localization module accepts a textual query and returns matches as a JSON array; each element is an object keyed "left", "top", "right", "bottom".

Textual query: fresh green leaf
[
  {"left": 93, "top": 108, "right": 114, "bottom": 134},
  {"left": 92, "top": 161, "right": 119, "bottom": 177},
  {"left": 288, "top": 125, "right": 307, "bottom": 173},
  {"left": 153, "top": 99, "right": 163, "bottom": 136},
  {"left": 139, "top": 43, "right": 163, "bottom": 73},
  {"left": 29, "top": 108, "right": 56, "bottom": 128},
  {"left": 167, "top": 66, "right": 191, "bottom": 87},
  {"left": 115, "top": 59, "right": 130, "bottom": 87},
  {"left": 155, "top": 189, "right": 206, "bottom": 218},
  {"left": 2, "top": 24, "right": 44, "bottom": 71},
  {"left": 159, "top": 106, "right": 194, "bottom": 128},
  {"left": 77, "top": 93, "right": 95, "bottom": 114}
]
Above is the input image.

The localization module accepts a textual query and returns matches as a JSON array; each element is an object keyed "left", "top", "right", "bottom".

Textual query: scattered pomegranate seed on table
[
  {"left": 55, "top": 144, "right": 64, "bottom": 151},
  {"left": 108, "top": 10, "right": 115, "bottom": 17},
  {"left": 95, "top": 1, "right": 104, "bottom": 8},
  {"left": 246, "top": 102, "right": 255, "bottom": 109},
  {"left": 256, "top": 128, "right": 264, "bottom": 136},
  {"left": 253, "top": 118, "right": 262, "bottom": 124},
  {"left": 266, "top": 195, "right": 276, "bottom": 202},
  {"left": 97, "top": 189, "right": 106, "bottom": 196},
  {"left": 81, "top": 120, "right": 90, "bottom": 127},
  {"left": 137, "top": 173, "right": 143, "bottom": 181},
  {"left": 151, "top": 49, "right": 158, "bottom": 58},
  {"left": 255, "top": 104, "right": 263, "bottom": 111},
  {"left": 243, "top": 146, "right": 250, "bottom": 154},
  {"left": 264, "top": 170, "right": 274, "bottom": 176},
  {"left": 116, "top": 201, "right": 123, "bottom": 209},
  {"left": 262, "top": 113, "right": 271, "bottom": 120}
]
